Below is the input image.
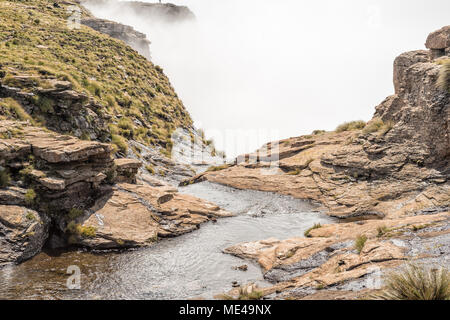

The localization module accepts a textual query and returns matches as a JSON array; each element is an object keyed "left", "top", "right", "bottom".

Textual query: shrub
[
  {"left": 373, "top": 264, "right": 450, "bottom": 300},
  {"left": 0, "top": 169, "right": 10, "bottom": 188},
  {"left": 335, "top": 120, "right": 366, "bottom": 133},
  {"left": 67, "top": 208, "right": 84, "bottom": 220},
  {"left": 66, "top": 221, "right": 96, "bottom": 238},
  {"left": 36, "top": 96, "right": 55, "bottom": 113},
  {"left": 312, "top": 130, "right": 326, "bottom": 135},
  {"left": 377, "top": 225, "right": 389, "bottom": 237},
  {"left": 145, "top": 164, "right": 155, "bottom": 174},
  {"left": 363, "top": 118, "right": 384, "bottom": 133},
  {"left": 437, "top": 61, "right": 450, "bottom": 92},
  {"left": 118, "top": 118, "right": 134, "bottom": 131},
  {"left": 355, "top": 234, "right": 368, "bottom": 253},
  {"left": 304, "top": 223, "right": 322, "bottom": 237},
  {"left": 24, "top": 189, "right": 36, "bottom": 205},
  {"left": 111, "top": 134, "right": 128, "bottom": 154},
  {"left": 0, "top": 98, "right": 32, "bottom": 122}
]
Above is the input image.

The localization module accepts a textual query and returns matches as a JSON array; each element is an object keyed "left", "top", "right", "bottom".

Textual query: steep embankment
[
  {"left": 0, "top": 0, "right": 229, "bottom": 266},
  {"left": 185, "top": 27, "right": 450, "bottom": 299}
]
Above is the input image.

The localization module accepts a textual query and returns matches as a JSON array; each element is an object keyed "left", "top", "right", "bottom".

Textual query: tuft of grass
[
  {"left": 363, "top": 117, "right": 394, "bottom": 136},
  {"left": 238, "top": 284, "right": 263, "bottom": 300},
  {"left": 372, "top": 264, "right": 450, "bottom": 300},
  {"left": 0, "top": 169, "right": 11, "bottom": 188},
  {"left": 354, "top": 234, "right": 368, "bottom": 254},
  {"left": 67, "top": 208, "right": 84, "bottom": 220},
  {"left": 437, "top": 60, "right": 450, "bottom": 93},
  {"left": 287, "top": 168, "right": 301, "bottom": 175},
  {"left": 335, "top": 120, "right": 366, "bottom": 133},
  {"left": 304, "top": 223, "right": 322, "bottom": 238},
  {"left": 0, "top": 98, "right": 33, "bottom": 122},
  {"left": 145, "top": 164, "right": 155, "bottom": 174},
  {"left": 377, "top": 225, "right": 389, "bottom": 237},
  {"left": 24, "top": 189, "right": 36, "bottom": 205},
  {"left": 312, "top": 130, "right": 326, "bottom": 135},
  {"left": 111, "top": 134, "right": 128, "bottom": 155},
  {"left": 66, "top": 221, "right": 97, "bottom": 238}
]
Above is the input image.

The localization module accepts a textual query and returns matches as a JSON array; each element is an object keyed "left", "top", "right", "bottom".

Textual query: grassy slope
[{"left": 0, "top": 0, "right": 192, "bottom": 153}]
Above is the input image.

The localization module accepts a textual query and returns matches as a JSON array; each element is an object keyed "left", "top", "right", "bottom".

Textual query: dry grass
[
  {"left": 304, "top": 223, "right": 322, "bottom": 237},
  {"left": 354, "top": 234, "right": 368, "bottom": 254},
  {"left": 335, "top": 120, "right": 366, "bottom": 133},
  {"left": 437, "top": 60, "right": 450, "bottom": 93},
  {"left": 372, "top": 264, "right": 450, "bottom": 300}
]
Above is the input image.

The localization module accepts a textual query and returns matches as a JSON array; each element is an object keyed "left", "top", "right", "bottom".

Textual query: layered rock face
[
  {"left": 81, "top": 18, "right": 151, "bottom": 60},
  {"left": 0, "top": 121, "right": 232, "bottom": 262}
]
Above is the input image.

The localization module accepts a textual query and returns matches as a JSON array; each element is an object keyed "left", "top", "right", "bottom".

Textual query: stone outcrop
[
  {"left": 426, "top": 25, "right": 450, "bottom": 58},
  {"left": 223, "top": 212, "right": 449, "bottom": 299},
  {"left": 81, "top": 18, "right": 151, "bottom": 60},
  {"left": 82, "top": 0, "right": 195, "bottom": 24},
  {"left": 72, "top": 183, "right": 233, "bottom": 249},
  {"left": 0, "top": 205, "right": 49, "bottom": 267}
]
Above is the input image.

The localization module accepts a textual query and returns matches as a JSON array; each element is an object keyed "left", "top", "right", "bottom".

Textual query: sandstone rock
[
  {"left": 114, "top": 158, "right": 142, "bottom": 183},
  {"left": 73, "top": 183, "right": 233, "bottom": 249},
  {"left": 425, "top": 25, "right": 450, "bottom": 50},
  {"left": 0, "top": 205, "right": 49, "bottom": 266}
]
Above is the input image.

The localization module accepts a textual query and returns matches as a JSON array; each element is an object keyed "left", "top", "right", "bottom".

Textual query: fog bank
[{"left": 84, "top": 0, "right": 450, "bottom": 157}]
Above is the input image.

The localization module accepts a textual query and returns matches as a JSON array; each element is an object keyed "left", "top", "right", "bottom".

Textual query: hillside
[{"left": 0, "top": 0, "right": 192, "bottom": 158}]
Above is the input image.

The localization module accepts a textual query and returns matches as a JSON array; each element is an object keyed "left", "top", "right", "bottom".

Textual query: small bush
[
  {"left": 355, "top": 234, "right": 368, "bottom": 253},
  {"left": 363, "top": 118, "right": 384, "bottom": 134},
  {"left": 304, "top": 223, "right": 322, "bottom": 238},
  {"left": 0, "top": 169, "right": 11, "bottom": 188},
  {"left": 145, "top": 164, "right": 155, "bottom": 174},
  {"left": 437, "top": 61, "right": 450, "bottom": 92},
  {"left": 68, "top": 208, "right": 84, "bottom": 220},
  {"left": 377, "top": 225, "right": 389, "bottom": 237},
  {"left": 24, "top": 189, "right": 36, "bottom": 205},
  {"left": 373, "top": 264, "right": 450, "bottom": 300},
  {"left": 118, "top": 118, "right": 134, "bottom": 131},
  {"left": 36, "top": 96, "right": 55, "bottom": 113},
  {"left": 335, "top": 120, "right": 366, "bottom": 133},
  {"left": 111, "top": 134, "right": 128, "bottom": 154},
  {"left": 312, "top": 130, "right": 326, "bottom": 135}
]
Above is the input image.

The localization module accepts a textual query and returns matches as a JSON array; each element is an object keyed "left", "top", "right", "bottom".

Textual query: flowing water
[{"left": 0, "top": 182, "right": 334, "bottom": 300}]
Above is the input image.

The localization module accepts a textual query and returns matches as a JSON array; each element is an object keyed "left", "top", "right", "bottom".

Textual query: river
[{"left": 0, "top": 182, "right": 334, "bottom": 300}]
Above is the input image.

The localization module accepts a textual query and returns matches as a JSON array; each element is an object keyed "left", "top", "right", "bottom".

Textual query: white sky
[{"left": 87, "top": 0, "right": 450, "bottom": 157}]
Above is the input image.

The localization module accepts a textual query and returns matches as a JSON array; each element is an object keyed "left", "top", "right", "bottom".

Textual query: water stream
[{"left": 0, "top": 182, "right": 334, "bottom": 300}]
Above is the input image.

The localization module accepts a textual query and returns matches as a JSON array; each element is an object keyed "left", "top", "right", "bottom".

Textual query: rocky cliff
[
  {"left": 82, "top": 0, "right": 196, "bottom": 24},
  {"left": 185, "top": 27, "right": 450, "bottom": 299},
  {"left": 81, "top": 17, "right": 151, "bottom": 60}
]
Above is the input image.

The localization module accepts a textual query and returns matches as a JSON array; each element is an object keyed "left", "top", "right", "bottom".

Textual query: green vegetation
[
  {"left": 0, "top": 0, "right": 193, "bottom": 152},
  {"left": 145, "top": 164, "right": 155, "bottom": 174},
  {"left": 0, "top": 98, "right": 33, "bottom": 122},
  {"left": 67, "top": 208, "right": 84, "bottom": 220},
  {"left": 335, "top": 120, "right": 366, "bottom": 133},
  {"left": 287, "top": 168, "right": 301, "bottom": 175},
  {"left": 304, "top": 223, "right": 322, "bottom": 238},
  {"left": 25, "top": 212, "right": 36, "bottom": 221},
  {"left": 363, "top": 117, "right": 394, "bottom": 136},
  {"left": 111, "top": 134, "right": 128, "bottom": 154},
  {"left": 24, "top": 188, "right": 36, "bottom": 205},
  {"left": 377, "top": 225, "right": 389, "bottom": 237},
  {"left": 437, "top": 60, "right": 450, "bottom": 92},
  {"left": 372, "top": 264, "right": 450, "bottom": 300},
  {"left": 66, "top": 221, "right": 97, "bottom": 238},
  {"left": 354, "top": 234, "right": 368, "bottom": 253},
  {"left": 0, "top": 168, "right": 10, "bottom": 188}
]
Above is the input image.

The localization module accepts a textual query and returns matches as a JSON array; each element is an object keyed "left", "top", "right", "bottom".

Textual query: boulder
[{"left": 0, "top": 205, "right": 49, "bottom": 266}]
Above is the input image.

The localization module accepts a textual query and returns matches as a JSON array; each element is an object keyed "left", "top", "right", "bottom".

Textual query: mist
[{"left": 84, "top": 0, "right": 450, "bottom": 157}]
